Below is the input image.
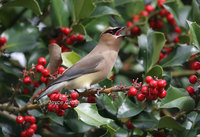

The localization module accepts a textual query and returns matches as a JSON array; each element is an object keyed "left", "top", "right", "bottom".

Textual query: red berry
[
  {"left": 71, "top": 91, "right": 79, "bottom": 99},
  {"left": 174, "top": 36, "right": 179, "bottom": 43},
  {"left": 150, "top": 88, "right": 158, "bottom": 95},
  {"left": 27, "top": 128, "right": 35, "bottom": 136},
  {"left": 38, "top": 57, "right": 47, "bottom": 66},
  {"left": 0, "top": 37, "right": 7, "bottom": 44},
  {"left": 23, "top": 88, "right": 30, "bottom": 95},
  {"left": 33, "top": 81, "right": 40, "bottom": 88},
  {"left": 24, "top": 116, "right": 30, "bottom": 122},
  {"left": 186, "top": 86, "right": 196, "bottom": 94},
  {"left": 49, "top": 39, "right": 57, "bottom": 44},
  {"left": 149, "top": 19, "right": 157, "bottom": 29},
  {"left": 76, "top": 34, "right": 84, "bottom": 42},
  {"left": 58, "top": 67, "right": 66, "bottom": 74},
  {"left": 61, "top": 27, "right": 70, "bottom": 35},
  {"left": 149, "top": 80, "right": 158, "bottom": 88},
  {"left": 126, "top": 21, "right": 133, "bottom": 27},
  {"left": 192, "top": 61, "right": 200, "bottom": 70},
  {"left": 128, "top": 87, "right": 137, "bottom": 96},
  {"left": 23, "top": 77, "right": 32, "bottom": 85},
  {"left": 21, "top": 131, "right": 27, "bottom": 137},
  {"left": 155, "top": 19, "right": 164, "bottom": 29},
  {"left": 145, "top": 76, "right": 153, "bottom": 83},
  {"left": 167, "top": 13, "right": 174, "bottom": 22},
  {"left": 56, "top": 34, "right": 63, "bottom": 41},
  {"left": 131, "top": 26, "right": 141, "bottom": 36},
  {"left": 159, "top": 9, "right": 168, "bottom": 17},
  {"left": 16, "top": 115, "right": 24, "bottom": 124},
  {"left": 189, "top": 75, "right": 198, "bottom": 84},
  {"left": 110, "top": 75, "right": 115, "bottom": 81},
  {"left": 137, "top": 93, "right": 146, "bottom": 101},
  {"left": 49, "top": 93, "right": 56, "bottom": 100},
  {"left": 158, "top": 90, "right": 167, "bottom": 98},
  {"left": 56, "top": 109, "right": 65, "bottom": 116},
  {"left": 126, "top": 121, "right": 135, "bottom": 129},
  {"left": 158, "top": 0, "right": 166, "bottom": 8},
  {"left": 65, "top": 37, "right": 74, "bottom": 45},
  {"left": 53, "top": 104, "right": 59, "bottom": 112},
  {"left": 88, "top": 94, "right": 96, "bottom": 103},
  {"left": 132, "top": 15, "right": 140, "bottom": 22},
  {"left": 30, "top": 124, "right": 37, "bottom": 131},
  {"left": 141, "top": 86, "right": 149, "bottom": 95},
  {"left": 36, "top": 64, "right": 44, "bottom": 73},
  {"left": 54, "top": 94, "right": 60, "bottom": 101},
  {"left": 140, "top": 10, "right": 149, "bottom": 17},
  {"left": 29, "top": 115, "right": 36, "bottom": 124},
  {"left": 157, "top": 79, "right": 167, "bottom": 88},
  {"left": 174, "top": 26, "right": 181, "bottom": 34},
  {"left": 40, "top": 76, "right": 47, "bottom": 83},
  {"left": 59, "top": 94, "right": 67, "bottom": 102},
  {"left": 60, "top": 103, "right": 68, "bottom": 109},
  {"left": 145, "top": 4, "right": 154, "bottom": 13},
  {"left": 48, "top": 104, "right": 54, "bottom": 111},
  {"left": 42, "top": 68, "right": 50, "bottom": 76},
  {"left": 69, "top": 99, "right": 79, "bottom": 108}
]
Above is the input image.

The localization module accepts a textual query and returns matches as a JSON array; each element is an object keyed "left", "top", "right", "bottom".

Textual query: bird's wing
[{"left": 47, "top": 55, "right": 104, "bottom": 87}]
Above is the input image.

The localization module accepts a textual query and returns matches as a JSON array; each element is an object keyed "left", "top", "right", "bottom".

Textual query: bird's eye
[{"left": 104, "top": 28, "right": 121, "bottom": 35}]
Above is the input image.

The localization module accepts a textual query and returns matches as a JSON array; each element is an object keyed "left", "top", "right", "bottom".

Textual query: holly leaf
[{"left": 61, "top": 51, "right": 80, "bottom": 67}]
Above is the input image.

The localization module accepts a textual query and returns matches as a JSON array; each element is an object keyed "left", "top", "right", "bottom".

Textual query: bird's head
[{"left": 99, "top": 27, "right": 126, "bottom": 47}]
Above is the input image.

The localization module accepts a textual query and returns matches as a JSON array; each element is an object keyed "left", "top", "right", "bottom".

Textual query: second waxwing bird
[{"left": 36, "top": 27, "right": 126, "bottom": 100}]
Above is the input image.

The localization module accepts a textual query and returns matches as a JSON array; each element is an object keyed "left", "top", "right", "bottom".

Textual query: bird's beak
[{"left": 115, "top": 27, "right": 126, "bottom": 38}]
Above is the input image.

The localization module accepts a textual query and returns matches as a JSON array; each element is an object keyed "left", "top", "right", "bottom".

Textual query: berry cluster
[
  {"left": 186, "top": 74, "right": 198, "bottom": 95},
  {"left": 47, "top": 91, "right": 79, "bottom": 116},
  {"left": 16, "top": 115, "right": 37, "bottom": 137},
  {"left": 128, "top": 76, "right": 167, "bottom": 101},
  {"left": 0, "top": 36, "right": 6, "bottom": 52},
  {"left": 49, "top": 27, "right": 84, "bottom": 53},
  {"left": 22, "top": 57, "right": 66, "bottom": 95}
]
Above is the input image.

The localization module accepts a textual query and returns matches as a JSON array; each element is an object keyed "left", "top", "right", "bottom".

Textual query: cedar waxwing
[{"left": 36, "top": 27, "right": 126, "bottom": 100}]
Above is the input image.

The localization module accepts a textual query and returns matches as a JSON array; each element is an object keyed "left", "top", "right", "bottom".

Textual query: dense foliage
[{"left": 0, "top": 0, "right": 200, "bottom": 136}]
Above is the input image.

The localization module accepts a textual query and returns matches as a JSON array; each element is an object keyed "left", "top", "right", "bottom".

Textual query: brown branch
[{"left": 0, "top": 101, "right": 49, "bottom": 115}]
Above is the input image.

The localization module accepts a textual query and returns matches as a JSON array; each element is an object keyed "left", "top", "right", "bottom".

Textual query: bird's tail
[{"left": 35, "top": 82, "right": 65, "bottom": 101}]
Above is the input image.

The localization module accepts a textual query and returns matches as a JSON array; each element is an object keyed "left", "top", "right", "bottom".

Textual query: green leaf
[
  {"left": 74, "top": 0, "right": 96, "bottom": 20},
  {"left": 114, "top": 0, "right": 135, "bottom": 7},
  {"left": 47, "top": 112, "right": 64, "bottom": 126},
  {"left": 192, "top": 0, "right": 200, "bottom": 23},
  {"left": 160, "top": 86, "right": 195, "bottom": 111},
  {"left": 125, "top": 0, "right": 145, "bottom": 18},
  {"left": 159, "top": 45, "right": 196, "bottom": 67},
  {"left": 91, "top": 6, "right": 120, "bottom": 18},
  {"left": 117, "top": 98, "right": 144, "bottom": 118},
  {"left": 179, "top": 34, "right": 190, "bottom": 44},
  {"left": 50, "top": 0, "right": 69, "bottom": 27},
  {"left": 145, "top": 65, "right": 163, "bottom": 79},
  {"left": 75, "top": 103, "right": 115, "bottom": 135},
  {"left": 72, "top": 23, "right": 86, "bottom": 35},
  {"left": 1, "top": 0, "right": 42, "bottom": 15},
  {"left": 132, "top": 111, "right": 158, "bottom": 129},
  {"left": 61, "top": 51, "right": 81, "bottom": 67},
  {"left": 138, "top": 30, "right": 166, "bottom": 72},
  {"left": 158, "top": 116, "right": 185, "bottom": 131},
  {"left": 177, "top": 129, "right": 197, "bottom": 137},
  {"left": 3, "top": 25, "right": 40, "bottom": 52},
  {"left": 187, "top": 21, "right": 200, "bottom": 50}
]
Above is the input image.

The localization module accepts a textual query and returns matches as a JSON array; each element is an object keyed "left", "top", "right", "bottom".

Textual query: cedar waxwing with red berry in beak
[{"left": 36, "top": 27, "right": 126, "bottom": 100}]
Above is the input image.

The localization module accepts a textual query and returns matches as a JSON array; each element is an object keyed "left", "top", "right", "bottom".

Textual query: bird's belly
[{"left": 65, "top": 72, "right": 106, "bottom": 89}]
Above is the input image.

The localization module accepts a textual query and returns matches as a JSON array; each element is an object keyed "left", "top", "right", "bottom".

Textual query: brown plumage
[{"left": 36, "top": 27, "right": 125, "bottom": 100}]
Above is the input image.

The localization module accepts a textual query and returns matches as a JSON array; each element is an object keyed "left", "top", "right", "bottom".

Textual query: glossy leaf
[
  {"left": 47, "top": 112, "right": 64, "bottom": 126},
  {"left": 159, "top": 45, "right": 196, "bottom": 67},
  {"left": 117, "top": 98, "right": 144, "bottom": 118},
  {"left": 158, "top": 116, "right": 185, "bottom": 131},
  {"left": 72, "top": 23, "right": 86, "bottom": 35},
  {"left": 3, "top": 25, "right": 40, "bottom": 52},
  {"left": 192, "top": 0, "right": 200, "bottom": 23},
  {"left": 61, "top": 51, "right": 80, "bottom": 67},
  {"left": 138, "top": 31, "right": 166, "bottom": 72},
  {"left": 73, "top": 0, "right": 96, "bottom": 20},
  {"left": 145, "top": 65, "right": 163, "bottom": 79},
  {"left": 50, "top": 0, "right": 69, "bottom": 27},
  {"left": 132, "top": 111, "right": 158, "bottom": 129},
  {"left": 75, "top": 103, "right": 115, "bottom": 135},
  {"left": 91, "top": 6, "right": 120, "bottom": 18},
  {"left": 1, "top": 0, "right": 41, "bottom": 15},
  {"left": 160, "top": 86, "right": 195, "bottom": 111},
  {"left": 114, "top": 0, "right": 135, "bottom": 7},
  {"left": 187, "top": 21, "right": 200, "bottom": 50}
]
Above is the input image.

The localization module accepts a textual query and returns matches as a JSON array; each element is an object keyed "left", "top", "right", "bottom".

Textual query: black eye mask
[{"left": 103, "top": 28, "right": 121, "bottom": 35}]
